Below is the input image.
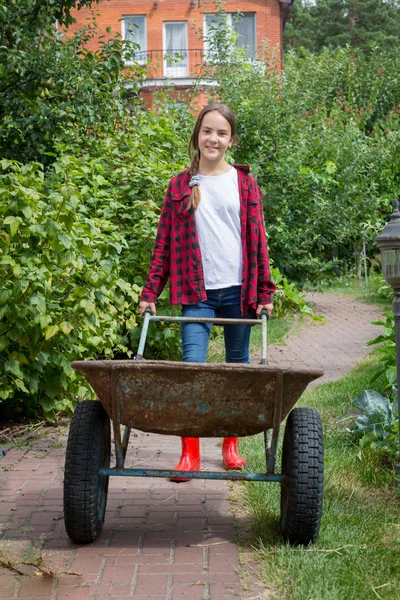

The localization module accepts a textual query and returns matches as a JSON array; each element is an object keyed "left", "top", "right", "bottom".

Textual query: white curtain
[
  {"left": 124, "top": 16, "right": 146, "bottom": 63},
  {"left": 234, "top": 14, "right": 256, "bottom": 59},
  {"left": 204, "top": 13, "right": 256, "bottom": 60},
  {"left": 164, "top": 22, "right": 188, "bottom": 74}
]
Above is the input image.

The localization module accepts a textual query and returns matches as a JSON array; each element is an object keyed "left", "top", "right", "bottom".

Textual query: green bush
[{"left": 0, "top": 159, "right": 140, "bottom": 418}]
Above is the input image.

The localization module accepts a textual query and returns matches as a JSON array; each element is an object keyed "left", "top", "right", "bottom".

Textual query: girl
[{"left": 139, "top": 103, "right": 275, "bottom": 481}]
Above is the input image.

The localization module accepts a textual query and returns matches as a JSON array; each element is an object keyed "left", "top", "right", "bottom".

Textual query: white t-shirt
[{"left": 195, "top": 167, "right": 243, "bottom": 290}]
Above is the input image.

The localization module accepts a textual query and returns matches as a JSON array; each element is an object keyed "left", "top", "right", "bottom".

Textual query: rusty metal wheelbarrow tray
[{"left": 71, "top": 358, "right": 323, "bottom": 438}]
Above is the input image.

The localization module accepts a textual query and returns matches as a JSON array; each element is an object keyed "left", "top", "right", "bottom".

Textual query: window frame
[
  {"left": 121, "top": 15, "right": 147, "bottom": 65},
  {"left": 203, "top": 12, "right": 257, "bottom": 61}
]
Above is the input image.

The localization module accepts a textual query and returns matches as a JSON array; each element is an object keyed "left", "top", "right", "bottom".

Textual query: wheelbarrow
[{"left": 64, "top": 313, "right": 324, "bottom": 546}]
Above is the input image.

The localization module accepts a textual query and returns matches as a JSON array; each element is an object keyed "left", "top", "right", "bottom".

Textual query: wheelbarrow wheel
[
  {"left": 280, "top": 407, "right": 324, "bottom": 545},
  {"left": 64, "top": 401, "right": 110, "bottom": 544}
]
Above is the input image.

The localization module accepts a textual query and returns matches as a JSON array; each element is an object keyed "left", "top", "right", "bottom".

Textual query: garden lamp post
[{"left": 376, "top": 199, "right": 400, "bottom": 485}]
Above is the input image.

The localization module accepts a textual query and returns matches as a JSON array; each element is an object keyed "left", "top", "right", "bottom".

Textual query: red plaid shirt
[{"left": 141, "top": 164, "right": 276, "bottom": 315}]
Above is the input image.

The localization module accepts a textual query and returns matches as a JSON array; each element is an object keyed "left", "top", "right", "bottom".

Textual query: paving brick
[
  {"left": 134, "top": 572, "right": 169, "bottom": 595},
  {"left": 208, "top": 576, "right": 243, "bottom": 595},
  {"left": 173, "top": 546, "right": 204, "bottom": 564},
  {"left": 58, "top": 585, "right": 128, "bottom": 599},
  {"left": 208, "top": 552, "right": 243, "bottom": 573},
  {"left": 171, "top": 585, "right": 205, "bottom": 599},
  {"left": 99, "top": 564, "right": 137, "bottom": 585},
  {"left": 172, "top": 573, "right": 211, "bottom": 585},
  {"left": 139, "top": 563, "right": 206, "bottom": 575},
  {"left": 69, "top": 554, "right": 105, "bottom": 581},
  {"left": 0, "top": 571, "right": 18, "bottom": 587},
  {"left": 0, "top": 586, "right": 16, "bottom": 598},
  {"left": 17, "top": 575, "right": 54, "bottom": 597}
]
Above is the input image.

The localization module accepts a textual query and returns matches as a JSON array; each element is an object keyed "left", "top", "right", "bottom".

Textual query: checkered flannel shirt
[{"left": 140, "top": 164, "right": 276, "bottom": 315}]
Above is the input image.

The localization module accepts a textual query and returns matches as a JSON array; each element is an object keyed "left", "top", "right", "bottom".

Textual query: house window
[
  {"left": 122, "top": 16, "right": 147, "bottom": 64},
  {"left": 204, "top": 13, "right": 256, "bottom": 60},
  {"left": 163, "top": 22, "right": 189, "bottom": 77}
]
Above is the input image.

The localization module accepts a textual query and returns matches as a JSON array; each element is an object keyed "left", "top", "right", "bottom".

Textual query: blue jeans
[{"left": 181, "top": 286, "right": 251, "bottom": 364}]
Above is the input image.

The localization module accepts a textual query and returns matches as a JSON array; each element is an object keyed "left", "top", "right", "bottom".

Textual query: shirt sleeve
[
  {"left": 254, "top": 180, "right": 276, "bottom": 304},
  {"left": 140, "top": 182, "right": 173, "bottom": 303}
]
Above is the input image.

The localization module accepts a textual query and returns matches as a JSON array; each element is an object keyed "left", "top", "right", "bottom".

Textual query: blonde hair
[{"left": 187, "top": 103, "right": 237, "bottom": 210}]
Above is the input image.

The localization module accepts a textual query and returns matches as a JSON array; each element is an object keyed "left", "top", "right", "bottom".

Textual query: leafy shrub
[
  {"left": 0, "top": 159, "right": 140, "bottom": 418},
  {"left": 368, "top": 316, "right": 397, "bottom": 388},
  {"left": 0, "top": 0, "right": 145, "bottom": 164},
  {"left": 348, "top": 389, "right": 399, "bottom": 463}
]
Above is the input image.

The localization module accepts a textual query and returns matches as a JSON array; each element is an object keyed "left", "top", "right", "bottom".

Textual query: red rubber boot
[
  {"left": 222, "top": 437, "right": 246, "bottom": 470},
  {"left": 169, "top": 438, "right": 201, "bottom": 482}
]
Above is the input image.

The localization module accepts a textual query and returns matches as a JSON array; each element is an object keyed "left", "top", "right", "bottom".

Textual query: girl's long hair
[{"left": 187, "top": 103, "right": 237, "bottom": 210}]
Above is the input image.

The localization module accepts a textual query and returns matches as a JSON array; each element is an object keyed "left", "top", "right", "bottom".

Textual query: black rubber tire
[
  {"left": 280, "top": 407, "right": 324, "bottom": 545},
  {"left": 64, "top": 401, "right": 111, "bottom": 544}
]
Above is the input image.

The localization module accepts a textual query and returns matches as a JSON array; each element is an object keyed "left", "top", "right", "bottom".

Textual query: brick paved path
[
  {"left": 267, "top": 292, "right": 384, "bottom": 386},
  {"left": 0, "top": 294, "right": 384, "bottom": 600}
]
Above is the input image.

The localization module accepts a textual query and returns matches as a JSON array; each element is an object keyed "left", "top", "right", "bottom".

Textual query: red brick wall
[
  {"left": 67, "top": 0, "right": 283, "bottom": 106},
  {"left": 68, "top": 0, "right": 282, "bottom": 56}
]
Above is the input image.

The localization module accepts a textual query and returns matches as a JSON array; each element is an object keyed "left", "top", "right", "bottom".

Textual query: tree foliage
[
  {"left": 0, "top": 0, "right": 144, "bottom": 164},
  {"left": 284, "top": 0, "right": 400, "bottom": 54}
]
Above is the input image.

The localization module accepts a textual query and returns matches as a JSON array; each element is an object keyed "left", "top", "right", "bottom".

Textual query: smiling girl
[{"left": 139, "top": 103, "right": 276, "bottom": 480}]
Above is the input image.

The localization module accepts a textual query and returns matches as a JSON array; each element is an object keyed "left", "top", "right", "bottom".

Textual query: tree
[
  {"left": 0, "top": 0, "right": 144, "bottom": 164},
  {"left": 284, "top": 0, "right": 400, "bottom": 53}
]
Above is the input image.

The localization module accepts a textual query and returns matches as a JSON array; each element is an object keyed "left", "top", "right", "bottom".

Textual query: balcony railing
[
  {"left": 128, "top": 48, "right": 263, "bottom": 83},
  {"left": 131, "top": 48, "right": 208, "bottom": 80}
]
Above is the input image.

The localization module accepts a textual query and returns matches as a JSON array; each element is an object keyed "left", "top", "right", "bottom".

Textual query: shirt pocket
[{"left": 171, "top": 192, "right": 193, "bottom": 221}]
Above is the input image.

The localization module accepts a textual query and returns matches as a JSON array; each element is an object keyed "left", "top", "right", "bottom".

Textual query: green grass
[
  {"left": 314, "top": 275, "right": 393, "bottom": 309},
  {"left": 237, "top": 354, "right": 400, "bottom": 600}
]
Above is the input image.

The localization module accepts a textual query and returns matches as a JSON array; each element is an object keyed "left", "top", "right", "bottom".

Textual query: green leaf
[
  {"left": 0, "top": 289, "right": 12, "bottom": 306},
  {"left": 15, "top": 379, "right": 29, "bottom": 393},
  {"left": 73, "top": 287, "right": 87, "bottom": 297},
  {"left": 87, "top": 336, "right": 103, "bottom": 346},
  {"left": 5, "top": 359, "right": 23, "bottom": 378},
  {"left": 58, "top": 232, "right": 72, "bottom": 249},
  {"left": 31, "top": 293, "right": 46, "bottom": 314},
  {"left": 0, "top": 336, "right": 9, "bottom": 351},
  {"left": 126, "top": 317, "right": 136, "bottom": 329},
  {"left": 44, "top": 325, "right": 59, "bottom": 339},
  {"left": 12, "top": 264, "right": 22, "bottom": 277},
  {"left": 0, "top": 255, "right": 15, "bottom": 266},
  {"left": 3, "top": 215, "right": 22, "bottom": 237},
  {"left": 60, "top": 250, "right": 76, "bottom": 267},
  {"left": 59, "top": 321, "right": 74, "bottom": 335},
  {"left": 353, "top": 389, "right": 391, "bottom": 418},
  {"left": 21, "top": 205, "right": 34, "bottom": 220},
  {"left": 9, "top": 352, "right": 28, "bottom": 365}
]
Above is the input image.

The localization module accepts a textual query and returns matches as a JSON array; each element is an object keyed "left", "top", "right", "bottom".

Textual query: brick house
[{"left": 69, "top": 0, "right": 293, "bottom": 106}]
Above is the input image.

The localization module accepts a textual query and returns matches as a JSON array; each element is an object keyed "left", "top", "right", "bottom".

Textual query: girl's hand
[
  {"left": 256, "top": 303, "right": 273, "bottom": 318},
  {"left": 139, "top": 301, "right": 156, "bottom": 316}
]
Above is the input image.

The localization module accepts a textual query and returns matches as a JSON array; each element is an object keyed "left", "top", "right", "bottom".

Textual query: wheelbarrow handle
[
  {"left": 136, "top": 310, "right": 152, "bottom": 360},
  {"left": 136, "top": 311, "right": 268, "bottom": 362},
  {"left": 260, "top": 311, "right": 268, "bottom": 365}
]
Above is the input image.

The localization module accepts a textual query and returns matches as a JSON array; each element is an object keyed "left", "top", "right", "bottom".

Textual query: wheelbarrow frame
[{"left": 65, "top": 313, "right": 325, "bottom": 545}]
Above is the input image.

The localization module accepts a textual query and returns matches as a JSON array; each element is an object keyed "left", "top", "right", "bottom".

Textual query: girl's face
[{"left": 197, "top": 111, "right": 233, "bottom": 166}]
